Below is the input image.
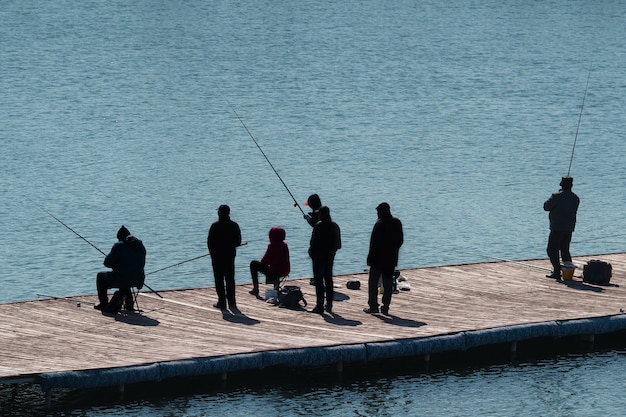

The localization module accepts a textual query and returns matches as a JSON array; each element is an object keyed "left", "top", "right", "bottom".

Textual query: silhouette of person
[
  {"left": 364, "top": 203, "right": 403, "bottom": 316},
  {"left": 544, "top": 176, "right": 580, "bottom": 279},
  {"left": 208, "top": 205, "right": 242, "bottom": 310},
  {"left": 95, "top": 225, "right": 146, "bottom": 313}
]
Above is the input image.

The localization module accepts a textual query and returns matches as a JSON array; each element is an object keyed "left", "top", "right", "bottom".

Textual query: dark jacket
[
  {"left": 208, "top": 217, "right": 242, "bottom": 260},
  {"left": 261, "top": 226, "right": 290, "bottom": 277},
  {"left": 103, "top": 236, "right": 146, "bottom": 288},
  {"left": 309, "top": 218, "right": 341, "bottom": 262},
  {"left": 543, "top": 189, "right": 580, "bottom": 232},
  {"left": 367, "top": 213, "right": 403, "bottom": 272}
]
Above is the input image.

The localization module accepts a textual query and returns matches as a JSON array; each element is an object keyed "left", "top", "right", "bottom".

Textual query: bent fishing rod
[
  {"left": 217, "top": 89, "right": 307, "bottom": 219},
  {"left": 567, "top": 64, "right": 592, "bottom": 177},
  {"left": 146, "top": 241, "right": 248, "bottom": 276},
  {"left": 33, "top": 201, "right": 163, "bottom": 298}
]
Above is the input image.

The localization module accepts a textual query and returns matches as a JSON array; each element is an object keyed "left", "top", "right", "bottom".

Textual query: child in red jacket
[{"left": 249, "top": 226, "right": 290, "bottom": 296}]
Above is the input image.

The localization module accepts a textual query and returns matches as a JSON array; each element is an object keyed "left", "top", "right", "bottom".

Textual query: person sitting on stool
[
  {"left": 249, "top": 226, "right": 290, "bottom": 296},
  {"left": 95, "top": 225, "right": 146, "bottom": 313}
]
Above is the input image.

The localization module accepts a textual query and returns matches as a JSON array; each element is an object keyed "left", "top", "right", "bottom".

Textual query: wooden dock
[{"left": 1, "top": 253, "right": 625, "bottom": 392}]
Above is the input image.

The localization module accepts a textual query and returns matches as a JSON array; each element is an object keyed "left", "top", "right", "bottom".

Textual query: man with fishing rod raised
[
  {"left": 94, "top": 225, "right": 147, "bottom": 313},
  {"left": 544, "top": 176, "right": 580, "bottom": 279}
]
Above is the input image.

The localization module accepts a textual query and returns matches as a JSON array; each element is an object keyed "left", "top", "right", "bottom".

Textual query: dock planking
[{"left": 0, "top": 253, "right": 625, "bottom": 387}]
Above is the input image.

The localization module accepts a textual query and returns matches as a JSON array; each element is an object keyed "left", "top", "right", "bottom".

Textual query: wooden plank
[{"left": 0, "top": 253, "right": 623, "bottom": 379}]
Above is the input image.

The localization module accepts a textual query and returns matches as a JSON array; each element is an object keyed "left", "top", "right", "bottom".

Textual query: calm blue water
[{"left": 2, "top": 0, "right": 625, "bottom": 414}]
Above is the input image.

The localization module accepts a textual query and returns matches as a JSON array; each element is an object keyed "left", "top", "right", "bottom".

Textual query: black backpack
[
  {"left": 582, "top": 260, "right": 612, "bottom": 285},
  {"left": 104, "top": 290, "right": 125, "bottom": 314},
  {"left": 278, "top": 286, "right": 307, "bottom": 310}
]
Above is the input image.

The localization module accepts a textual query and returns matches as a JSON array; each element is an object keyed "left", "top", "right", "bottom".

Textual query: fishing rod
[
  {"left": 567, "top": 64, "right": 592, "bottom": 177},
  {"left": 32, "top": 201, "right": 163, "bottom": 298},
  {"left": 37, "top": 293, "right": 95, "bottom": 307},
  {"left": 37, "top": 202, "right": 107, "bottom": 257},
  {"left": 217, "top": 89, "right": 307, "bottom": 218},
  {"left": 146, "top": 242, "right": 248, "bottom": 276}
]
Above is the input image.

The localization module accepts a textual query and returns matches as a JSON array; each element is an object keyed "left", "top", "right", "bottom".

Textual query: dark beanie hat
[
  {"left": 117, "top": 225, "right": 130, "bottom": 241},
  {"left": 307, "top": 194, "right": 322, "bottom": 211},
  {"left": 560, "top": 176, "right": 573, "bottom": 188},
  {"left": 376, "top": 202, "right": 391, "bottom": 212}
]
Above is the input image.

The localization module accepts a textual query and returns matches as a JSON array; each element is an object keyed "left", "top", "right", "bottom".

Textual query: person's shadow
[
  {"left": 558, "top": 280, "right": 607, "bottom": 293},
  {"left": 375, "top": 313, "right": 426, "bottom": 328},
  {"left": 112, "top": 311, "right": 160, "bottom": 326},
  {"left": 324, "top": 312, "right": 362, "bottom": 327},
  {"left": 222, "top": 306, "right": 261, "bottom": 325}
]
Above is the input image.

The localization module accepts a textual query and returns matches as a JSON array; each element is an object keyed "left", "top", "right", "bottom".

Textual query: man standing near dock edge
[
  {"left": 364, "top": 202, "right": 403, "bottom": 316},
  {"left": 208, "top": 205, "right": 242, "bottom": 310},
  {"left": 543, "top": 176, "right": 580, "bottom": 279}
]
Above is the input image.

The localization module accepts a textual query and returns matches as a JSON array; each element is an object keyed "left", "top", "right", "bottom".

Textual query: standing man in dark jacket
[
  {"left": 543, "top": 176, "right": 580, "bottom": 279},
  {"left": 208, "top": 205, "right": 242, "bottom": 310},
  {"left": 95, "top": 225, "right": 146, "bottom": 312},
  {"left": 364, "top": 202, "right": 403, "bottom": 315},
  {"left": 308, "top": 206, "right": 341, "bottom": 314}
]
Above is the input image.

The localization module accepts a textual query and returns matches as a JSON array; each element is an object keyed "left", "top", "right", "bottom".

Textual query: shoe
[
  {"left": 324, "top": 304, "right": 332, "bottom": 314},
  {"left": 381, "top": 306, "right": 389, "bottom": 315},
  {"left": 249, "top": 288, "right": 259, "bottom": 296},
  {"left": 311, "top": 306, "right": 324, "bottom": 315},
  {"left": 363, "top": 307, "right": 379, "bottom": 314},
  {"left": 546, "top": 271, "right": 561, "bottom": 279},
  {"left": 93, "top": 303, "right": 107, "bottom": 311},
  {"left": 213, "top": 303, "right": 226, "bottom": 310}
]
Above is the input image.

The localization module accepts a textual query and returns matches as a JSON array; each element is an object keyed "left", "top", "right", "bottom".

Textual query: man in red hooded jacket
[{"left": 249, "top": 226, "right": 290, "bottom": 296}]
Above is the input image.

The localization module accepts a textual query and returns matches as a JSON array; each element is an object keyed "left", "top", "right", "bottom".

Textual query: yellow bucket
[{"left": 562, "top": 265, "right": 575, "bottom": 281}]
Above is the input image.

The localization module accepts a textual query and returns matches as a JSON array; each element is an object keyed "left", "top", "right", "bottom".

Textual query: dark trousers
[
  {"left": 312, "top": 258, "right": 334, "bottom": 309},
  {"left": 368, "top": 267, "right": 394, "bottom": 310},
  {"left": 250, "top": 261, "right": 280, "bottom": 290},
  {"left": 96, "top": 271, "right": 133, "bottom": 308},
  {"left": 547, "top": 230, "right": 573, "bottom": 273},
  {"left": 212, "top": 257, "right": 236, "bottom": 308}
]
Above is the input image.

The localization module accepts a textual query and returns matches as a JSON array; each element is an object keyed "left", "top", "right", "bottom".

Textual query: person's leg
[
  {"left": 212, "top": 259, "right": 227, "bottom": 308},
  {"left": 225, "top": 258, "right": 237, "bottom": 308},
  {"left": 250, "top": 260, "right": 261, "bottom": 294},
  {"left": 312, "top": 260, "right": 325, "bottom": 312},
  {"left": 95, "top": 272, "right": 110, "bottom": 308},
  {"left": 323, "top": 260, "right": 334, "bottom": 312},
  {"left": 119, "top": 287, "right": 133, "bottom": 311},
  {"left": 546, "top": 232, "right": 561, "bottom": 277},
  {"left": 560, "top": 231, "right": 573, "bottom": 262},
  {"left": 366, "top": 267, "right": 381, "bottom": 312},
  {"left": 380, "top": 269, "right": 394, "bottom": 314}
]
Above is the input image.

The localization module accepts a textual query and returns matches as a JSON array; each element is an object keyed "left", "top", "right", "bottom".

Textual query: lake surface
[{"left": 1, "top": 0, "right": 625, "bottom": 415}]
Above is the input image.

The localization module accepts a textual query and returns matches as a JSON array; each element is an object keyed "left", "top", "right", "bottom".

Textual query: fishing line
[
  {"left": 458, "top": 250, "right": 552, "bottom": 272},
  {"left": 216, "top": 89, "right": 307, "bottom": 218},
  {"left": 567, "top": 64, "right": 592, "bottom": 176},
  {"left": 30, "top": 200, "right": 163, "bottom": 298}
]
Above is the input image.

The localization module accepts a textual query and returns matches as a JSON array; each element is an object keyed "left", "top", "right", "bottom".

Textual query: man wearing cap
[
  {"left": 364, "top": 202, "right": 403, "bottom": 315},
  {"left": 308, "top": 205, "right": 341, "bottom": 314},
  {"left": 208, "top": 205, "right": 242, "bottom": 310},
  {"left": 94, "top": 225, "right": 146, "bottom": 313},
  {"left": 543, "top": 176, "right": 580, "bottom": 279}
]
